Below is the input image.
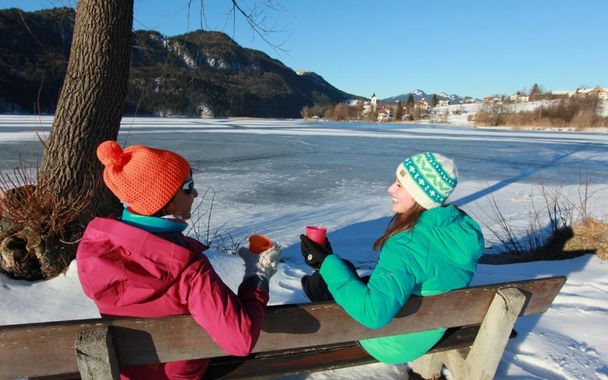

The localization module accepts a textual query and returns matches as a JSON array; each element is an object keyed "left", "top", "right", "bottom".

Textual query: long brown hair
[{"left": 373, "top": 202, "right": 426, "bottom": 251}]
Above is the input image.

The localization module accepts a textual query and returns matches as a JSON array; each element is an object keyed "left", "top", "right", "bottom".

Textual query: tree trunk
[
  {"left": 0, "top": 0, "right": 134, "bottom": 280},
  {"left": 39, "top": 0, "right": 134, "bottom": 218}
]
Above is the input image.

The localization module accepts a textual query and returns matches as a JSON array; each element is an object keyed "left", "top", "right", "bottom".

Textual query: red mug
[{"left": 306, "top": 226, "right": 327, "bottom": 245}]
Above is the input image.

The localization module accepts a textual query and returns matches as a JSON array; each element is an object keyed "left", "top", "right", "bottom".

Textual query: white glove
[{"left": 237, "top": 243, "right": 281, "bottom": 281}]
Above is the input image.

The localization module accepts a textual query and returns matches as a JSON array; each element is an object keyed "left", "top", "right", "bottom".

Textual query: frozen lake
[{"left": 1, "top": 116, "right": 607, "bottom": 252}]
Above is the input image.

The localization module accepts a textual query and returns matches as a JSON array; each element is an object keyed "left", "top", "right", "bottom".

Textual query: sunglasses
[{"left": 181, "top": 177, "right": 195, "bottom": 195}]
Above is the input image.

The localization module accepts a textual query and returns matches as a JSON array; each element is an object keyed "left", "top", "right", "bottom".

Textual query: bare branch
[
  {"left": 229, "top": 0, "right": 287, "bottom": 53},
  {"left": 188, "top": 0, "right": 287, "bottom": 53},
  {"left": 17, "top": 9, "right": 48, "bottom": 54}
]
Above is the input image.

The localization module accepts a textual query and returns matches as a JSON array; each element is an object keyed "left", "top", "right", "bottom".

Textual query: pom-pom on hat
[
  {"left": 396, "top": 152, "right": 458, "bottom": 210},
  {"left": 97, "top": 141, "right": 190, "bottom": 215}
]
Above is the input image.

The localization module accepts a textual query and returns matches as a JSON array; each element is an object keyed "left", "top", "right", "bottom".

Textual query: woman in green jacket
[{"left": 300, "top": 152, "right": 484, "bottom": 364}]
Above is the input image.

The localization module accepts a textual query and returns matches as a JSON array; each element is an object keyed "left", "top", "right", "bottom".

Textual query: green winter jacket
[{"left": 319, "top": 205, "right": 484, "bottom": 364}]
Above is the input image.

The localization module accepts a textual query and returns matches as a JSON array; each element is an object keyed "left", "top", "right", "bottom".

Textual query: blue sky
[{"left": 5, "top": 0, "right": 608, "bottom": 99}]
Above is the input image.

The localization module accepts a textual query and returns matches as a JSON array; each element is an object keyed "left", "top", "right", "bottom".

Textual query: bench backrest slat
[{"left": 0, "top": 276, "right": 565, "bottom": 378}]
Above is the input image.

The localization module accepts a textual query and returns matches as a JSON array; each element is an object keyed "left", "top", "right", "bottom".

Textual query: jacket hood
[
  {"left": 77, "top": 217, "right": 199, "bottom": 307},
  {"left": 417, "top": 205, "right": 484, "bottom": 272}
]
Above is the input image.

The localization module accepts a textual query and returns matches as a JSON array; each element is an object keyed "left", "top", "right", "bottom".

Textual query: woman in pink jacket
[{"left": 77, "top": 141, "right": 280, "bottom": 379}]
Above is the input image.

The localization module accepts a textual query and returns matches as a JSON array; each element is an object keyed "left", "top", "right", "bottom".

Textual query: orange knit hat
[{"left": 97, "top": 141, "right": 191, "bottom": 216}]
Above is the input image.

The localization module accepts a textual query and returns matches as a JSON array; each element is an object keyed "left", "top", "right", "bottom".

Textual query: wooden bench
[{"left": 0, "top": 276, "right": 566, "bottom": 380}]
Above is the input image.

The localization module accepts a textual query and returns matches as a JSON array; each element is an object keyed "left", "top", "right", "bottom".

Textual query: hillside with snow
[
  {"left": 428, "top": 98, "right": 608, "bottom": 129},
  {"left": 382, "top": 89, "right": 478, "bottom": 105}
]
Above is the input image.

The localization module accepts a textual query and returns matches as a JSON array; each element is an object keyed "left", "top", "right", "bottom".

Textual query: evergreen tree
[
  {"left": 529, "top": 83, "right": 542, "bottom": 100},
  {"left": 431, "top": 94, "right": 439, "bottom": 107},
  {"left": 406, "top": 94, "right": 415, "bottom": 111},
  {"left": 394, "top": 101, "right": 403, "bottom": 120}
]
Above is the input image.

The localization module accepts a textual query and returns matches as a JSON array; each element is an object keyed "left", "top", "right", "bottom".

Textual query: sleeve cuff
[{"left": 241, "top": 275, "right": 269, "bottom": 294}]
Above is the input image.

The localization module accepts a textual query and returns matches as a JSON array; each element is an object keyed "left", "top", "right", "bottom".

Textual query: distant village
[{"left": 301, "top": 86, "right": 608, "bottom": 125}]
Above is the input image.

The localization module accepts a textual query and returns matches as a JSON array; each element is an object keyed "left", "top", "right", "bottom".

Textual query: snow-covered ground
[
  {"left": 0, "top": 116, "right": 607, "bottom": 379},
  {"left": 429, "top": 99, "right": 608, "bottom": 128}
]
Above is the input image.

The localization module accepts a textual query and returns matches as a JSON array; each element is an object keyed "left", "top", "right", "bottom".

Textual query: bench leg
[
  {"left": 409, "top": 352, "right": 443, "bottom": 379},
  {"left": 75, "top": 326, "right": 120, "bottom": 380},
  {"left": 442, "top": 288, "right": 526, "bottom": 380}
]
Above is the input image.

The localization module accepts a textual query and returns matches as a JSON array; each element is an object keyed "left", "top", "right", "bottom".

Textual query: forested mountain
[{"left": 0, "top": 7, "right": 359, "bottom": 117}]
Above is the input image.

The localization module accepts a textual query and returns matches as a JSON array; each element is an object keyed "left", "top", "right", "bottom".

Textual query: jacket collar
[
  {"left": 121, "top": 208, "right": 188, "bottom": 233},
  {"left": 418, "top": 204, "right": 460, "bottom": 226}
]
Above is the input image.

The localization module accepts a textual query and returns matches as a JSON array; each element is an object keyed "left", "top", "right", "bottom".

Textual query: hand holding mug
[{"left": 300, "top": 232, "right": 333, "bottom": 270}]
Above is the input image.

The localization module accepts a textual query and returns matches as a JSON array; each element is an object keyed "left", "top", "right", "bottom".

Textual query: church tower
[{"left": 371, "top": 92, "right": 377, "bottom": 112}]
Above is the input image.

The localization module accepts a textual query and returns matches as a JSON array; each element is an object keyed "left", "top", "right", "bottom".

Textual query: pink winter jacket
[{"left": 77, "top": 217, "right": 269, "bottom": 379}]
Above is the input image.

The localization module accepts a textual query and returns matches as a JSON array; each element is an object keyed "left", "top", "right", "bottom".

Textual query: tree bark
[{"left": 39, "top": 0, "right": 134, "bottom": 218}]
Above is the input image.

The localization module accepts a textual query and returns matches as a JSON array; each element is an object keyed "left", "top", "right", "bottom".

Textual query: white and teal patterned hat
[{"left": 396, "top": 152, "right": 458, "bottom": 209}]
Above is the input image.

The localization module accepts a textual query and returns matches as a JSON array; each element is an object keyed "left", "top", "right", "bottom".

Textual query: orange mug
[{"left": 248, "top": 234, "right": 273, "bottom": 254}]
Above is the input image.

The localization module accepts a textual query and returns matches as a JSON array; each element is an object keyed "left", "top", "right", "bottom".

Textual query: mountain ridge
[
  {"left": 382, "top": 89, "right": 478, "bottom": 104},
  {"left": 0, "top": 7, "right": 361, "bottom": 117}
]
